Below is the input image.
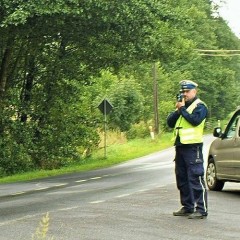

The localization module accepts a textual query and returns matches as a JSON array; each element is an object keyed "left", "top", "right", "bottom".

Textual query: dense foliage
[{"left": 0, "top": 0, "right": 240, "bottom": 176}]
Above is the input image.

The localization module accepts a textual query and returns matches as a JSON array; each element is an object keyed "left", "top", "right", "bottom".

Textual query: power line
[
  {"left": 195, "top": 49, "right": 240, "bottom": 52},
  {"left": 195, "top": 49, "right": 240, "bottom": 57},
  {"left": 199, "top": 53, "right": 240, "bottom": 57}
]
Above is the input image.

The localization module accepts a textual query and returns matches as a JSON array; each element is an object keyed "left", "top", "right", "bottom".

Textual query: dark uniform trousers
[{"left": 175, "top": 145, "right": 208, "bottom": 214}]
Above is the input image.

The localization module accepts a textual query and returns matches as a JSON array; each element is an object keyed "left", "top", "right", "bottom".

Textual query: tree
[
  {"left": 0, "top": 0, "right": 239, "bottom": 175},
  {"left": 1, "top": 0, "right": 187, "bottom": 174},
  {"left": 108, "top": 76, "right": 144, "bottom": 132}
]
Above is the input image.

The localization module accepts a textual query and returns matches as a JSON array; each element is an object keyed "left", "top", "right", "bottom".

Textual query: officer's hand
[{"left": 175, "top": 99, "right": 185, "bottom": 111}]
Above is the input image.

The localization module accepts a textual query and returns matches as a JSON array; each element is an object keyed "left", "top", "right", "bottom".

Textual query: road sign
[
  {"left": 98, "top": 99, "right": 113, "bottom": 115},
  {"left": 97, "top": 98, "right": 113, "bottom": 158}
]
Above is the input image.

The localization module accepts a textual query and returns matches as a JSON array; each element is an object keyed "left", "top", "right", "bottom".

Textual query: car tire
[{"left": 206, "top": 158, "right": 224, "bottom": 191}]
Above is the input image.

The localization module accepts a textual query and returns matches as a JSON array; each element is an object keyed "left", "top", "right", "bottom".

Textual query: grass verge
[{"left": 0, "top": 133, "right": 173, "bottom": 184}]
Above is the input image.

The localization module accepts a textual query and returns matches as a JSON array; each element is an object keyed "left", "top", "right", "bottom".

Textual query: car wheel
[{"left": 206, "top": 158, "right": 224, "bottom": 191}]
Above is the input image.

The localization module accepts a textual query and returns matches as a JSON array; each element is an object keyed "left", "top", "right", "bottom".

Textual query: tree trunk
[
  {"left": 0, "top": 38, "right": 14, "bottom": 135},
  {"left": 20, "top": 56, "right": 36, "bottom": 123},
  {"left": 0, "top": 40, "right": 13, "bottom": 98}
]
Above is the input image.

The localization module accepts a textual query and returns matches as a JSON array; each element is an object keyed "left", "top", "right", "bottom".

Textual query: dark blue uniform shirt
[{"left": 167, "top": 97, "right": 208, "bottom": 146}]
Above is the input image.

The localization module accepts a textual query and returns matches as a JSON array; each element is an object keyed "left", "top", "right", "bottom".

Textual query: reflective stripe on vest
[{"left": 174, "top": 99, "right": 206, "bottom": 144}]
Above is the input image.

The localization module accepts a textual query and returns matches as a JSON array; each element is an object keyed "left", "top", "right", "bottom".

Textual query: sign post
[{"left": 97, "top": 99, "right": 113, "bottom": 158}]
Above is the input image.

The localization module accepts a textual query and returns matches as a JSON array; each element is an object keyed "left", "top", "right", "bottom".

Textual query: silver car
[{"left": 206, "top": 107, "right": 240, "bottom": 191}]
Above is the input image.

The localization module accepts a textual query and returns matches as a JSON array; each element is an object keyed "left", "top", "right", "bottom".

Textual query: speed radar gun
[{"left": 176, "top": 90, "right": 184, "bottom": 102}]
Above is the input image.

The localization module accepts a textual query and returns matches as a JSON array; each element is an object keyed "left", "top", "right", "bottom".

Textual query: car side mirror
[{"left": 213, "top": 127, "right": 222, "bottom": 137}]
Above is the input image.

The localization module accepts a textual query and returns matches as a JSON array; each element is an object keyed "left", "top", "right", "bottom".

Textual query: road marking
[
  {"left": 35, "top": 187, "right": 50, "bottom": 191},
  {"left": 137, "top": 189, "right": 148, "bottom": 193},
  {"left": 11, "top": 192, "right": 25, "bottom": 196},
  {"left": 55, "top": 183, "right": 68, "bottom": 187},
  {"left": 35, "top": 184, "right": 67, "bottom": 191},
  {"left": 116, "top": 194, "right": 130, "bottom": 198},
  {"left": 133, "top": 162, "right": 173, "bottom": 171},
  {"left": 0, "top": 214, "right": 42, "bottom": 226},
  {"left": 90, "top": 200, "right": 106, "bottom": 204},
  {"left": 58, "top": 206, "right": 79, "bottom": 211},
  {"left": 75, "top": 176, "right": 102, "bottom": 183},
  {"left": 47, "top": 189, "right": 89, "bottom": 195},
  {"left": 75, "top": 179, "right": 88, "bottom": 183},
  {"left": 7, "top": 183, "right": 69, "bottom": 197},
  {"left": 90, "top": 177, "right": 102, "bottom": 180}
]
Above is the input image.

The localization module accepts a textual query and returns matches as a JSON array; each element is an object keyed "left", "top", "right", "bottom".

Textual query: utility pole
[{"left": 152, "top": 63, "right": 159, "bottom": 135}]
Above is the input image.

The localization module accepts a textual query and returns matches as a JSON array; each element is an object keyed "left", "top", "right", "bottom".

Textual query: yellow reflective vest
[{"left": 174, "top": 99, "right": 206, "bottom": 144}]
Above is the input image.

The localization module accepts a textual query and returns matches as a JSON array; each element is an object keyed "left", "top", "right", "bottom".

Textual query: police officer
[{"left": 167, "top": 80, "right": 208, "bottom": 219}]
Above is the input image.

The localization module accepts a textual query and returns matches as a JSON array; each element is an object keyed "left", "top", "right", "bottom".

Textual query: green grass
[{"left": 0, "top": 133, "right": 173, "bottom": 184}]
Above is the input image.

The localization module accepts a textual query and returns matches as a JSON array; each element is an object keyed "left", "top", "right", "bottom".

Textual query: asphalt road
[{"left": 0, "top": 135, "right": 240, "bottom": 240}]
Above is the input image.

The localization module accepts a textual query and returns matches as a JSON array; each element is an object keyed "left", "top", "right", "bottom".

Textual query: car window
[
  {"left": 226, "top": 115, "right": 240, "bottom": 138},
  {"left": 237, "top": 117, "right": 240, "bottom": 138}
]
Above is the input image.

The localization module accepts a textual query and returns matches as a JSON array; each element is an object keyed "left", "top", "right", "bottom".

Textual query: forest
[{"left": 0, "top": 0, "right": 240, "bottom": 176}]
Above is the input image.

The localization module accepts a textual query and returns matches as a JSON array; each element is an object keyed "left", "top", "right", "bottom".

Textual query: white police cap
[{"left": 179, "top": 80, "right": 198, "bottom": 90}]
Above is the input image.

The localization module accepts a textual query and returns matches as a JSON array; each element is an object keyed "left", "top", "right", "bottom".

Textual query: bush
[
  {"left": 126, "top": 122, "right": 151, "bottom": 140},
  {"left": 0, "top": 136, "right": 33, "bottom": 176}
]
